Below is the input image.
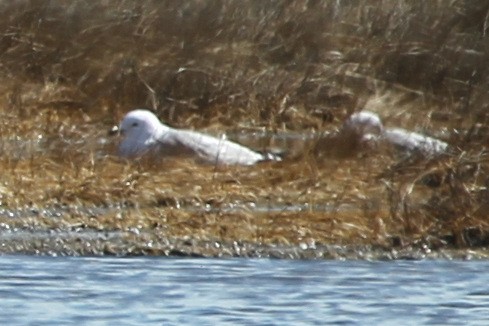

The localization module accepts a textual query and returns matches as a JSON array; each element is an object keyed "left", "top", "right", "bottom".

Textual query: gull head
[
  {"left": 338, "top": 111, "right": 385, "bottom": 151},
  {"left": 118, "top": 109, "right": 164, "bottom": 157},
  {"left": 341, "top": 111, "right": 384, "bottom": 138}
]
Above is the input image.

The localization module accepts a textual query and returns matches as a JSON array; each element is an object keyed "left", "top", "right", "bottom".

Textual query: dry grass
[{"left": 0, "top": 0, "right": 489, "bottom": 256}]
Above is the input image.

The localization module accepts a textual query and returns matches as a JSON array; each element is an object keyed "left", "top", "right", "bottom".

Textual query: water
[{"left": 0, "top": 257, "right": 489, "bottom": 325}]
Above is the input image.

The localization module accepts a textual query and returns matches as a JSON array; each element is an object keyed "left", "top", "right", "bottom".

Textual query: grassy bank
[{"left": 0, "top": 0, "right": 488, "bottom": 257}]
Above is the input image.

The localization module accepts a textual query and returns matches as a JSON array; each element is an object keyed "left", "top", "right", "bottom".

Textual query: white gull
[
  {"left": 118, "top": 109, "right": 278, "bottom": 165},
  {"left": 341, "top": 111, "right": 448, "bottom": 156}
]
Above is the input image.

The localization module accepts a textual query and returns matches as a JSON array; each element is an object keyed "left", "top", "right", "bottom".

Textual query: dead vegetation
[{"left": 0, "top": 0, "right": 488, "bottom": 257}]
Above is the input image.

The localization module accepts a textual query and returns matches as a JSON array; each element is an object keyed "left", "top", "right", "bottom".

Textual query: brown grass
[{"left": 0, "top": 0, "right": 489, "bottom": 256}]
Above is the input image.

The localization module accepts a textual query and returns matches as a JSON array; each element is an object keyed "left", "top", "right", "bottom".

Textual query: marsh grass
[{"left": 0, "top": 0, "right": 488, "bottom": 256}]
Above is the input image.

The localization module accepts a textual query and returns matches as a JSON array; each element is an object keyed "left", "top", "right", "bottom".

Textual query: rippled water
[{"left": 1, "top": 257, "right": 489, "bottom": 325}]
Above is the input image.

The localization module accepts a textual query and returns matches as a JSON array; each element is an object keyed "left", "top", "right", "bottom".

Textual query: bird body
[
  {"left": 384, "top": 127, "right": 448, "bottom": 156},
  {"left": 118, "top": 109, "right": 274, "bottom": 165},
  {"left": 342, "top": 111, "right": 448, "bottom": 156}
]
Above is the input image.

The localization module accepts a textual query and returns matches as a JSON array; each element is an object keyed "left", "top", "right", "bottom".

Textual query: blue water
[{"left": 0, "top": 256, "right": 489, "bottom": 325}]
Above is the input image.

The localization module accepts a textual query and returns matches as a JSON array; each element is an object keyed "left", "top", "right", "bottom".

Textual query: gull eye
[{"left": 132, "top": 122, "right": 139, "bottom": 127}]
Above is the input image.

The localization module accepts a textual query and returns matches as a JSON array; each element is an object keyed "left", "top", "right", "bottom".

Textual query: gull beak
[{"left": 108, "top": 125, "right": 121, "bottom": 136}]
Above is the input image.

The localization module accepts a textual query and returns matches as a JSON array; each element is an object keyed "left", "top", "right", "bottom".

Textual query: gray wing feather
[{"left": 159, "top": 129, "right": 265, "bottom": 165}]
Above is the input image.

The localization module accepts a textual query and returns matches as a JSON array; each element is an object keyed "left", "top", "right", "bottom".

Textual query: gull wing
[
  {"left": 168, "top": 129, "right": 265, "bottom": 165},
  {"left": 384, "top": 128, "right": 448, "bottom": 156}
]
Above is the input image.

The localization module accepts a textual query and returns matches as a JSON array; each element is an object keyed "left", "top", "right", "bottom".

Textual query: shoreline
[{"left": 1, "top": 228, "right": 488, "bottom": 260}]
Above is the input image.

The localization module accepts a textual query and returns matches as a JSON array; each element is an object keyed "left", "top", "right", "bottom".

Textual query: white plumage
[
  {"left": 118, "top": 109, "right": 276, "bottom": 165},
  {"left": 342, "top": 111, "right": 448, "bottom": 156}
]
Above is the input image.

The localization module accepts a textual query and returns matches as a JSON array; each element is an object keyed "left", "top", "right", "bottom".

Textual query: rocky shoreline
[{"left": 1, "top": 228, "right": 488, "bottom": 260}]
